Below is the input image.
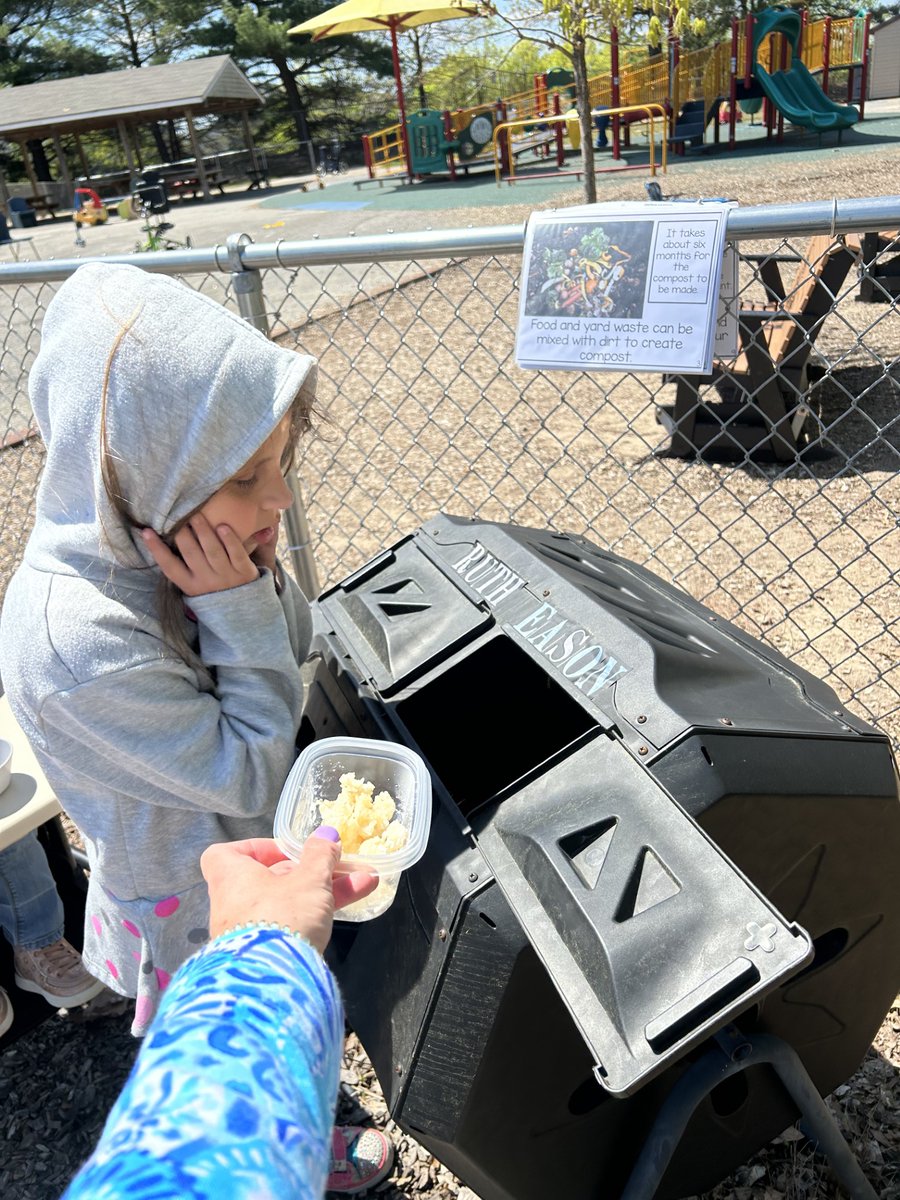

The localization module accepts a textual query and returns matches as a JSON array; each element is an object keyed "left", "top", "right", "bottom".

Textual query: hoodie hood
[{"left": 26, "top": 261, "right": 317, "bottom": 585}]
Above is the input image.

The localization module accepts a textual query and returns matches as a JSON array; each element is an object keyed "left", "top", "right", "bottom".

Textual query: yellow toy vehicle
[{"left": 73, "top": 188, "right": 108, "bottom": 227}]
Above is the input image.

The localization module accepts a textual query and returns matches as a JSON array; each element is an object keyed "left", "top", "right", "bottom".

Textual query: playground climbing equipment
[{"left": 362, "top": 7, "right": 869, "bottom": 181}]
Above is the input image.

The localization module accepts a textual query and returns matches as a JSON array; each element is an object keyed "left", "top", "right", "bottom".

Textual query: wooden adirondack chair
[{"left": 659, "top": 234, "right": 859, "bottom": 461}]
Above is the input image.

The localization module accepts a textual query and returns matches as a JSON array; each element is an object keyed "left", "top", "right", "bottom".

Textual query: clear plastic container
[
  {"left": 274, "top": 736, "right": 432, "bottom": 921},
  {"left": 0, "top": 738, "right": 10, "bottom": 795}
]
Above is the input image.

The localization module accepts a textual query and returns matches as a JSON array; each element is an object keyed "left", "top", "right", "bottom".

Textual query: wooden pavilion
[{"left": 0, "top": 55, "right": 266, "bottom": 207}]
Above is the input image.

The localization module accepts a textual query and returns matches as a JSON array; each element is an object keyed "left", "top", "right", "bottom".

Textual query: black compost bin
[{"left": 304, "top": 514, "right": 900, "bottom": 1200}]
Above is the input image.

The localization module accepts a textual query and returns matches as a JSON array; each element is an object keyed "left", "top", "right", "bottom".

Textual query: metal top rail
[{"left": 2, "top": 197, "right": 900, "bottom": 284}]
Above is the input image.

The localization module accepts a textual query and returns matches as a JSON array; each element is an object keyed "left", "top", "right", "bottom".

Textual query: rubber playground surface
[{"left": 258, "top": 102, "right": 900, "bottom": 216}]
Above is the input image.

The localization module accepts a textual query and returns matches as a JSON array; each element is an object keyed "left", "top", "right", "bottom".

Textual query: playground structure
[
  {"left": 491, "top": 104, "right": 668, "bottom": 186},
  {"left": 361, "top": 7, "right": 869, "bottom": 181}
]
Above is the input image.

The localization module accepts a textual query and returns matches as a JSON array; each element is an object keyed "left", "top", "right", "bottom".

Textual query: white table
[{"left": 0, "top": 695, "right": 62, "bottom": 851}]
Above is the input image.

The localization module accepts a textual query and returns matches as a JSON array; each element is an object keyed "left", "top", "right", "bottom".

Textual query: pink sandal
[{"left": 327, "top": 1125, "right": 395, "bottom": 1194}]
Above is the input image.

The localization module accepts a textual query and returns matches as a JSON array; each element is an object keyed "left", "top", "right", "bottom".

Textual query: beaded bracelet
[{"left": 215, "top": 921, "right": 318, "bottom": 952}]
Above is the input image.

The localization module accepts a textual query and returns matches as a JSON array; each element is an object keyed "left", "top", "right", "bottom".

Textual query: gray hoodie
[{"left": 0, "top": 262, "right": 317, "bottom": 1031}]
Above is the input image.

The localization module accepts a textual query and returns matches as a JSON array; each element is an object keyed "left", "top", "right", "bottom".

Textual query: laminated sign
[{"left": 517, "top": 201, "right": 734, "bottom": 375}]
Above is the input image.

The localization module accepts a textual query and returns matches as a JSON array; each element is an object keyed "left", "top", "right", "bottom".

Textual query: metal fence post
[{"left": 226, "top": 233, "right": 321, "bottom": 599}]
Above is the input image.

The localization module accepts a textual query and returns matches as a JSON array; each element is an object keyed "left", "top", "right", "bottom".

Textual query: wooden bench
[
  {"left": 659, "top": 234, "right": 858, "bottom": 461},
  {"left": 846, "top": 229, "right": 900, "bottom": 302},
  {"left": 26, "top": 194, "right": 60, "bottom": 221}
]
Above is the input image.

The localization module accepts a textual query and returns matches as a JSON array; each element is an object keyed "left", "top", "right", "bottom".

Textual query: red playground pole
[
  {"left": 672, "top": 35, "right": 683, "bottom": 154},
  {"left": 744, "top": 13, "right": 754, "bottom": 89},
  {"left": 443, "top": 111, "right": 457, "bottom": 180},
  {"left": 534, "top": 73, "right": 546, "bottom": 117},
  {"left": 822, "top": 17, "right": 832, "bottom": 97},
  {"left": 611, "top": 25, "right": 621, "bottom": 161},
  {"left": 387, "top": 20, "right": 412, "bottom": 180},
  {"left": 729, "top": 17, "right": 738, "bottom": 150},
  {"left": 777, "top": 30, "right": 787, "bottom": 141},
  {"left": 765, "top": 32, "right": 775, "bottom": 138},
  {"left": 552, "top": 92, "right": 564, "bottom": 166},
  {"left": 858, "top": 12, "right": 871, "bottom": 118},
  {"left": 497, "top": 101, "right": 511, "bottom": 177}
]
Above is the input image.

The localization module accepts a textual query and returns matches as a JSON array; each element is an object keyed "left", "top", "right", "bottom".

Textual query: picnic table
[
  {"left": 26, "top": 194, "right": 60, "bottom": 220},
  {"left": 161, "top": 167, "right": 226, "bottom": 201},
  {"left": 847, "top": 229, "right": 900, "bottom": 302},
  {"left": 76, "top": 172, "right": 132, "bottom": 199},
  {"left": 659, "top": 235, "right": 858, "bottom": 461},
  {"left": 246, "top": 165, "right": 271, "bottom": 190}
]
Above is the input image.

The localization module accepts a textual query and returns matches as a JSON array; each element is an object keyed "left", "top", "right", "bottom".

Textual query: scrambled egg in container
[{"left": 319, "top": 772, "right": 410, "bottom": 855}]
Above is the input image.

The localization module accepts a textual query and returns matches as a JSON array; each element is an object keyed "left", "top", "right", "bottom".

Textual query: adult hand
[
  {"left": 142, "top": 514, "right": 259, "bottom": 597},
  {"left": 201, "top": 833, "right": 378, "bottom": 955}
]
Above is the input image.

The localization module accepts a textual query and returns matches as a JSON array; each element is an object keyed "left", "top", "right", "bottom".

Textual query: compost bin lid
[{"left": 471, "top": 732, "right": 813, "bottom": 1096}]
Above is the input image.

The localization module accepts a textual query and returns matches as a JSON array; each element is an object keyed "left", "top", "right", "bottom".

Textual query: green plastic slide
[{"left": 752, "top": 6, "right": 859, "bottom": 131}]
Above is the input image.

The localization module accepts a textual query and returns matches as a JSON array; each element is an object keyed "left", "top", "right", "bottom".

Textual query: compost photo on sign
[
  {"left": 517, "top": 202, "right": 732, "bottom": 375},
  {"left": 524, "top": 219, "right": 654, "bottom": 320}
]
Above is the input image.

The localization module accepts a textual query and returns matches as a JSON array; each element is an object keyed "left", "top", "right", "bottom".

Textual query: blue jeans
[{"left": 0, "top": 830, "right": 64, "bottom": 950}]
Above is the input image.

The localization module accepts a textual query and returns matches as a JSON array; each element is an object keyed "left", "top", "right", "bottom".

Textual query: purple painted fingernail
[{"left": 314, "top": 825, "right": 340, "bottom": 842}]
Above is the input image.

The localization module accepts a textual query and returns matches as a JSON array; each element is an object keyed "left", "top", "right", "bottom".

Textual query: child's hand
[
  {"left": 142, "top": 515, "right": 259, "bottom": 596},
  {"left": 249, "top": 525, "right": 279, "bottom": 576},
  {"left": 201, "top": 834, "right": 378, "bottom": 954}
]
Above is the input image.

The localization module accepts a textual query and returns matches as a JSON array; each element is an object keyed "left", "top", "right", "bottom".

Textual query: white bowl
[{"left": 0, "top": 739, "right": 11, "bottom": 795}]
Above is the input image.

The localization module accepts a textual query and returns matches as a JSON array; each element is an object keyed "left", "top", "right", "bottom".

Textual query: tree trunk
[
  {"left": 168, "top": 121, "right": 184, "bottom": 161},
  {"left": 27, "top": 139, "right": 53, "bottom": 181},
  {"left": 274, "top": 55, "right": 311, "bottom": 148},
  {"left": 151, "top": 123, "right": 170, "bottom": 162},
  {"left": 410, "top": 30, "right": 427, "bottom": 111},
  {"left": 571, "top": 39, "right": 596, "bottom": 204}
]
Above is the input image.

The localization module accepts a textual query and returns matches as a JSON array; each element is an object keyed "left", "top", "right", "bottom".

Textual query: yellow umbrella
[{"left": 290, "top": 0, "right": 489, "bottom": 175}]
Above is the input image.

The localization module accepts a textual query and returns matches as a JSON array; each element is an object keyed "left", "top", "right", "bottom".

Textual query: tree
[
  {"left": 197, "top": 2, "right": 395, "bottom": 152},
  {"left": 0, "top": 2, "right": 110, "bottom": 86},
  {"left": 403, "top": 18, "right": 502, "bottom": 112},
  {"left": 1, "top": 2, "right": 116, "bottom": 178},
  {"left": 495, "top": 0, "right": 697, "bottom": 203},
  {"left": 76, "top": 0, "right": 212, "bottom": 68}
]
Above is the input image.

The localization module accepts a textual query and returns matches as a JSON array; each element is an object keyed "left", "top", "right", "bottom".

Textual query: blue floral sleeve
[{"left": 62, "top": 926, "right": 344, "bottom": 1200}]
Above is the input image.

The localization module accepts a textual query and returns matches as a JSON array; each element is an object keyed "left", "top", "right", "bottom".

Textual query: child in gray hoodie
[
  {"left": 1, "top": 262, "right": 395, "bottom": 1192},
  {"left": 2, "top": 260, "right": 316, "bottom": 1032}
]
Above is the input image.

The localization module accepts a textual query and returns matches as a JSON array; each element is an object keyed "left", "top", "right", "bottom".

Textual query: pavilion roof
[{"left": 0, "top": 56, "right": 264, "bottom": 141}]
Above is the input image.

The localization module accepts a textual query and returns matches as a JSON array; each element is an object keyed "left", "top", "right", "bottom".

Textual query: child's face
[{"left": 199, "top": 414, "right": 294, "bottom": 555}]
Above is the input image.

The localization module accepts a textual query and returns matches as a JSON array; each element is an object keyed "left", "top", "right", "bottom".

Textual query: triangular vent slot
[
  {"left": 616, "top": 848, "right": 681, "bottom": 920},
  {"left": 560, "top": 819, "right": 617, "bottom": 889},
  {"left": 368, "top": 577, "right": 430, "bottom": 618}
]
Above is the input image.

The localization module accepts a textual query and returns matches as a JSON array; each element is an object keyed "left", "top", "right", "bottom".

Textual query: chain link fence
[{"left": 1, "top": 198, "right": 898, "bottom": 751}]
